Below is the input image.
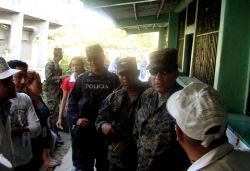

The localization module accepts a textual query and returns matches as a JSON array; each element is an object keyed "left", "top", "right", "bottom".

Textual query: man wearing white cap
[
  {"left": 167, "top": 82, "right": 250, "bottom": 171},
  {"left": 0, "top": 57, "right": 20, "bottom": 170}
]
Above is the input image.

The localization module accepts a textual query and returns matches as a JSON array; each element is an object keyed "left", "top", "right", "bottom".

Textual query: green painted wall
[
  {"left": 167, "top": 12, "right": 179, "bottom": 48},
  {"left": 158, "top": 28, "right": 167, "bottom": 49},
  {"left": 174, "top": 0, "right": 194, "bottom": 12},
  {"left": 157, "top": 12, "right": 179, "bottom": 49},
  {"left": 116, "top": 14, "right": 169, "bottom": 27},
  {"left": 214, "top": 0, "right": 250, "bottom": 113},
  {"left": 127, "top": 28, "right": 160, "bottom": 35}
]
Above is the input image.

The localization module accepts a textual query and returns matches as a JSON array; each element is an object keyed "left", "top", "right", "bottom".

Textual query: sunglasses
[{"left": 149, "top": 68, "right": 172, "bottom": 76}]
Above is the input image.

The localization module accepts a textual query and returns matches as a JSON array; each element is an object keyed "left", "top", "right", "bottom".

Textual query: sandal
[
  {"left": 44, "top": 159, "right": 61, "bottom": 170},
  {"left": 49, "top": 159, "right": 61, "bottom": 165}
]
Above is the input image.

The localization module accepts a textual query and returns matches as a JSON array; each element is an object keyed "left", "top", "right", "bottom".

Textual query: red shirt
[{"left": 60, "top": 76, "right": 75, "bottom": 93}]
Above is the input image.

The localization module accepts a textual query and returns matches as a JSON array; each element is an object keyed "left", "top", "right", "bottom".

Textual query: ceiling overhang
[{"left": 82, "top": 0, "right": 180, "bottom": 34}]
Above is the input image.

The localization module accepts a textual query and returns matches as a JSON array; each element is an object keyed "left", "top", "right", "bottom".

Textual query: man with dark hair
[
  {"left": 167, "top": 82, "right": 250, "bottom": 171},
  {"left": 96, "top": 57, "right": 149, "bottom": 171},
  {"left": 134, "top": 48, "right": 190, "bottom": 171},
  {"left": 7, "top": 60, "right": 28, "bottom": 68},
  {"left": 7, "top": 60, "right": 28, "bottom": 92},
  {"left": 8, "top": 60, "right": 41, "bottom": 170},
  {"left": 67, "top": 44, "right": 120, "bottom": 171},
  {"left": 44, "top": 47, "right": 67, "bottom": 145},
  {"left": 0, "top": 57, "right": 19, "bottom": 171}
]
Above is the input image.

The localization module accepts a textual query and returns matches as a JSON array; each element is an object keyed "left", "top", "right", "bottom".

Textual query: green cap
[
  {"left": 85, "top": 44, "right": 104, "bottom": 60},
  {"left": 54, "top": 48, "right": 63, "bottom": 56},
  {"left": 54, "top": 47, "right": 62, "bottom": 53},
  {"left": 148, "top": 48, "right": 178, "bottom": 71},
  {"left": 117, "top": 57, "right": 138, "bottom": 74}
]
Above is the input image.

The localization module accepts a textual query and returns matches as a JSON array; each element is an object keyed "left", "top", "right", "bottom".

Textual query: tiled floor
[{"left": 54, "top": 147, "right": 72, "bottom": 171}]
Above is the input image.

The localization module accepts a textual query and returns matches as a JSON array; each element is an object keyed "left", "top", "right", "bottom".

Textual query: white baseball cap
[
  {"left": 0, "top": 154, "right": 12, "bottom": 168},
  {"left": 0, "top": 57, "right": 20, "bottom": 80},
  {"left": 166, "top": 82, "right": 227, "bottom": 147}
]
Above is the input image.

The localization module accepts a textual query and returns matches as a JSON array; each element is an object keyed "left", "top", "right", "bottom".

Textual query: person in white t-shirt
[
  {"left": 166, "top": 82, "right": 250, "bottom": 171},
  {"left": 8, "top": 60, "right": 41, "bottom": 170}
]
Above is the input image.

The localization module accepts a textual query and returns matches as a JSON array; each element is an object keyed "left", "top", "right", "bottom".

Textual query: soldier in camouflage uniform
[
  {"left": 96, "top": 57, "right": 149, "bottom": 171},
  {"left": 44, "top": 48, "right": 67, "bottom": 144},
  {"left": 133, "top": 48, "right": 190, "bottom": 171},
  {"left": 67, "top": 44, "right": 120, "bottom": 171}
]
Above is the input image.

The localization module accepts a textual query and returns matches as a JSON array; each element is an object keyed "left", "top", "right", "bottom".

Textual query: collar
[
  {"left": 0, "top": 100, "right": 11, "bottom": 125},
  {"left": 53, "top": 59, "right": 58, "bottom": 63},
  {"left": 157, "top": 82, "right": 181, "bottom": 106},
  {"left": 1, "top": 100, "right": 11, "bottom": 112},
  {"left": 188, "top": 143, "right": 234, "bottom": 171},
  {"left": 88, "top": 69, "right": 108, "bottom": 77},
  {"left": 69, "top": 73, "right": 76, "bottom": 82}
]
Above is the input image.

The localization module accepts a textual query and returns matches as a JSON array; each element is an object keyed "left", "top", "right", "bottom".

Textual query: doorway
[{"left": 183, "top": 34, "right": 193, "bottom": 76}]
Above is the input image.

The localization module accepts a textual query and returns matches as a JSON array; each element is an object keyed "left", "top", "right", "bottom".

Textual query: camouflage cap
[
  {"left": 148, "top": 48, "right": 178, "bottom": 71},
  {"left": 117, "top": 57, "right": 138, "bottom": 74},
  {"left": 85, "top": 44, "right": 104, "bottom": 60},
  {"left": 54, "top": 47, "right": 62, "bottom": 53},
  {"left": 54, "top": 48, "right": 63, "bottom": 59}
]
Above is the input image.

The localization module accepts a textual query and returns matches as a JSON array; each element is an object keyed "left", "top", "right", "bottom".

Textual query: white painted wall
[{"left": 0, "top": 0, "right": 65, "bottom": 66}]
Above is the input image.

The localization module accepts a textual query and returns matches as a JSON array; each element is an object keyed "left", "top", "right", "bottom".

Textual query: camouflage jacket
[
  {"left": 134, "top": 83, "right": 190, "bottom": 171},
  {"left": 45, "top": 60, "right": 62, "bottom": 84},
  {"left": 44, "top": 60, "right": 62, "bottom": 101},
  {"left": 96, "top": 81, "right": 149, "bottom": 169}
]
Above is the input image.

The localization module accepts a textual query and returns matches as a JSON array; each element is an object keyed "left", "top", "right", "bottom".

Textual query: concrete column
[
  {"left": 37, "top": 21, "right": 49, "bottom": 68},
  {"left": 9, "top": 13, "right": 24, "bottom": 59},
  {"left": 28, "top": 30, "right": 39, "bottom": 68}
]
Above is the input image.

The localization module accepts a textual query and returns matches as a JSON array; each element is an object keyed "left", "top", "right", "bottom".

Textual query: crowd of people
[{"left": 0, "top": 44, "right": 250, "bottom": 171}]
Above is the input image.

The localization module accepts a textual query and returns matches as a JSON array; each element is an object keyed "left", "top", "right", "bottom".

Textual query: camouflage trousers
[{"left": 47, "top": 99, "right": 60, "bottom": 126}]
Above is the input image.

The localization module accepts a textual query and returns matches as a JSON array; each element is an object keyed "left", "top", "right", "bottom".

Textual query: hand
[
  {"left": 76, "top": 118, "right": 90, "bottom": 128},
  {"left": 56, "top": 119, "right": 63, "bottom": 129},
  {"left": 59, "top": 75, "right": 68, "bottom": 80},
  {"left": 101, "top": 123, "right": 117, "bottom": 138}
]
